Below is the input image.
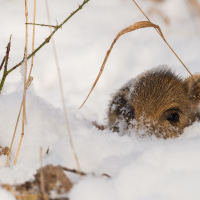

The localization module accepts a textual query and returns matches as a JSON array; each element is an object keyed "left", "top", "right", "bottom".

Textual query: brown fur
[{"left": 108, "top": 67, "right": 200, "bottom": 138}]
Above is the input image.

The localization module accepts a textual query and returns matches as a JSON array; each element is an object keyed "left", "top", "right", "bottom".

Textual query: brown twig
[
  {"left": 62, "top": 167, "right": 111, "bottom": 178},
  {"left": 101, "top": 173, "right": 111, "bottom": 178},
  {"left": 5, "top": 0, "right": 89, "bottom": 168},
  {"left": 5, "top": 102, "right": 23, "bottom": 167},
  {"left": 13, "top": 0, "right": 37, "bottom": 166},
  {"left": 27, "top": 0, "right": 36, "bottom": 86},
  {"left": 45, "top": 0, "right": 81, "bottom": 177},
  {"left": 62, "top": 167, "right": 86, "bottom": 176},
  {"left": 26, "top": 22, "right": 58, "bottom": 28}
]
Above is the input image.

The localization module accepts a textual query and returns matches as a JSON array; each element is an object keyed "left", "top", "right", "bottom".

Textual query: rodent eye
[
  {"left": 167, "top": 113, "right": 179, "bottom": 123},
  {"left": 126, "top": 110, "right": 135, "bottom": 120}
]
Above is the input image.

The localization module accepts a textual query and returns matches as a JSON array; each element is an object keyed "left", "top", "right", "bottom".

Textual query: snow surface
[{"left": 1, "top": 0, "right": 200, "bottom": 199}]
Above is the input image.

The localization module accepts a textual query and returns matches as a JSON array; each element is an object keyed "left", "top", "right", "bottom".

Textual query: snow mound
[{"left": 0, "top": 91, "right": 200, "bottom": 199}]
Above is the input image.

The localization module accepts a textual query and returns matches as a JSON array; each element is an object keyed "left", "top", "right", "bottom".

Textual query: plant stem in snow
[{"left": 0, "top": 0, "right": 90, "bottom": 92}]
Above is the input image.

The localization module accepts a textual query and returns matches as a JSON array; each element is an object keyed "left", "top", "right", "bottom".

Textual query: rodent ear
[{"left": 185, "top": 74, "right": 200, "bottom": 109}]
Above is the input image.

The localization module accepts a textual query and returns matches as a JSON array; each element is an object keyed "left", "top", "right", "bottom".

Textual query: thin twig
[
  {"left": 132, "top": 0, "right": 196, "bottom": 81},
  {"left": 0, "top": 36, "right": 12, "bottom": 92},
  {"left": 5, "top": 102, "right": 23, "bottom": 167},
  {"left": 0, "top": 57, "right": 5, "bottom": 71},
  {"left": 7, "top": 0, "right": 36, "bottom": 167},
  {"left": 5, "top": 0, "right": 89, "bottom": 167},
  {"left": 14, "top": 0, "right": 29, "bottom": 165},
  {"left": 26, "top": 22, "right": 58, "bottom": 28},
  {"left": 62, "top": 166, "right": 111, "bottom": 178},
  {"left": 4, "top": 37, "right": 11, "bottom": 73},
  {"left": 45, "top": 0, "right": 81, "bottom": 177},
  {"left": 0, "top": 0, "right": 90, "bottom": 92},
  {"left": 62, "top": 167, "right": 86, "bottom": 176},
  {"left": 27, "top": 0, "right": 36, "bottom": 85}
]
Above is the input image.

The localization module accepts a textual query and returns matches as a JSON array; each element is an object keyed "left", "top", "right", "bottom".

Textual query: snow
[
  {"left": 0, "top": 0, "right": 200, "bottom": 199},
  {"left": 0, "top": 188, "right": 15, "bottom": 200}
]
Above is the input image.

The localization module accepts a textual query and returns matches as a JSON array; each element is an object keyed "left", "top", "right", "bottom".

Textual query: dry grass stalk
[
  {"left": 14, "top": 0, "right": 29, "bottom": 166},
  {"left": 40, "top": 148, "right": 49, "bottom": 200},
  {"left": 6, "top": 0, "right": 87, "bottom": 168},
  {"left": 0, "top": 0, "right": 90, "bottom": 92},
  {"left": 5, "top": 89, "right": 32, "bottom": 167},
  {"left": 6, "top": 0, "right": 37, "bottom": 167},
  {"left": 5, "top": 79, "right": 33, "bottom": 168},
  {"left": 132, "top": 0, "right": 197, "bottom": 82},
  {"left": 5, "top": 102, "right": 23, "bottom": 167},
  {"left": 27, "top": 76, "right": 34, "bottom": 89},
  {"left": 80, "top": 21, "right": 164, "bottom": 108},
  {"left": 45, "top": 0, "right": 81, "bottom": 177},
  {"left": 27, "top": 0, "right": 36, "bottom": 84}
]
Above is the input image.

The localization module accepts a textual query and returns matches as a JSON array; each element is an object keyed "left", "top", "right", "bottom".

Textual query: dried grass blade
[
  {"left": 132, "top": 0, "right": 196, "bottom": 83},
  {"left": 79, "top": 21, "right": 164, "bottom": 109},
  {"left": 14, "top": 0, "right": 29, "bottom": 165},
  {"left": 27, "top": 0, "right": 36, "bottom": 84},
  {"left": 45, "top": 0, "right": 81, "bottom": 177},
  {"left": 5, "top": 0, "right": 36, "bottom": 165},
  {"left": 5, "top": 102, "right": 23, "bottom": 167}
]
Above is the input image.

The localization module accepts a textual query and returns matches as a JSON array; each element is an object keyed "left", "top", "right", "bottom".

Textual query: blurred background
[{"left": 0, "top": 0, "right": 200, "bottom": 124}]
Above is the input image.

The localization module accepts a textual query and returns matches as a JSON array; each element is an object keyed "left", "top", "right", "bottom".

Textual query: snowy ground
[{"left": 1, "top": 0, "right": 200, "bottom": 199}]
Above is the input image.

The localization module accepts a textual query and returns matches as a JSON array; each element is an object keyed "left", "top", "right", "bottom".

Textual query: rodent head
[{"left": 108, "top": 67, "right": 200, "bottom": 138}]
